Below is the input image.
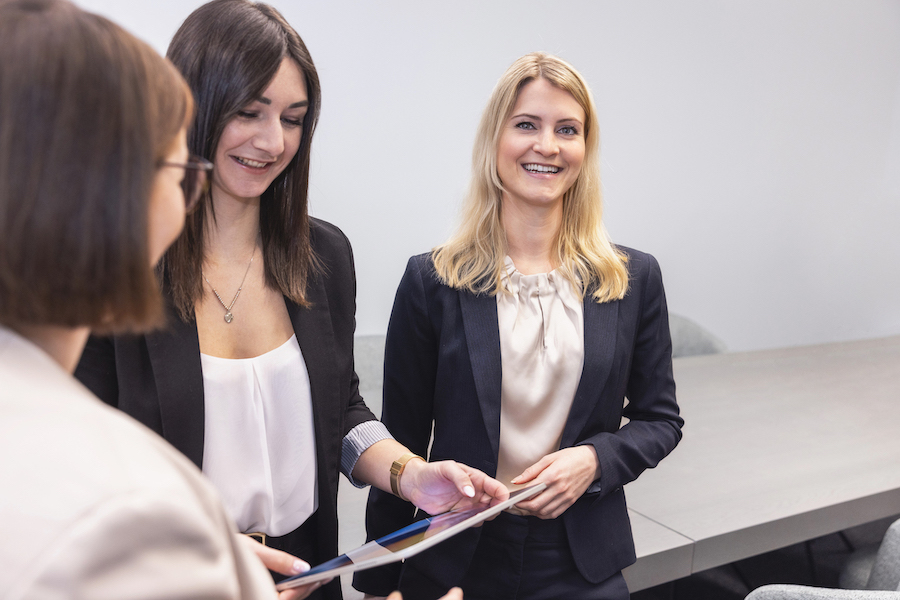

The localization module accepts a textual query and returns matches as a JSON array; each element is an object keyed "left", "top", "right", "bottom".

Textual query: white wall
[{"left": 76, "top": 0, "right": 900, "bottom": 351}]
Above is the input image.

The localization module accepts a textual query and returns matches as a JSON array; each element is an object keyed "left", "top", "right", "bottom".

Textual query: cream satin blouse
[{"left": 495, "top": 257, "right": 585, "bottom": 490}]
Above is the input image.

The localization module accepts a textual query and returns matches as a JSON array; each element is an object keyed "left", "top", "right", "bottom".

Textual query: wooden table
[{"left": 622, "top": 336, "right": 900, "bottom": 591}]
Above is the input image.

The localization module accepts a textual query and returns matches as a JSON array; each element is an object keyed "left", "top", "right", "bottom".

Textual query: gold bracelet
[{"left": 390, "top": 452, "right": 424, "bottom": 502}]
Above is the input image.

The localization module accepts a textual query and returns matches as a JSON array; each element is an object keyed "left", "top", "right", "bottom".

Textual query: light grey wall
[{"left": 76, "top": 0, "right": 900, "bottom": 352}]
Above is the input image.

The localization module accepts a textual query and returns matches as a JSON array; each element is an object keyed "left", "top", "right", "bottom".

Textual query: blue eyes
[{"left": 514, "top": 121, "right": 579, "bottom": 136}]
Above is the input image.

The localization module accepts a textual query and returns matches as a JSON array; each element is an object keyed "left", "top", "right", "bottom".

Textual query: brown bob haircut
[
  {"left": 162, "top": 0, "right": 322, "bottom": 321},
  {"left": 0, "top": 0, "right": 193, "bottom": 332}
]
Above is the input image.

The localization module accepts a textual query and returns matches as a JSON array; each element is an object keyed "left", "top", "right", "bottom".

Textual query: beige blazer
[{"left": 0, "top": 326, "right": 276, "bottom": 600}]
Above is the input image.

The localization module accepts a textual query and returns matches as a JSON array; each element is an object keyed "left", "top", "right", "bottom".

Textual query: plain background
[{"left": 74, "top": 0, "right": 900, "bottom": 352}]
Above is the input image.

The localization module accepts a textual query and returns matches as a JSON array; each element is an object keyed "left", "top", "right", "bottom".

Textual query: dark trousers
[{"left": 402, "top": 511, "right": 630, "bottom": 600}]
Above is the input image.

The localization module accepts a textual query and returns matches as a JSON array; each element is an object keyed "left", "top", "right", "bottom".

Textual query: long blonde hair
[{"left": 432, "top": 52, "right": 628, "bottom": 303}]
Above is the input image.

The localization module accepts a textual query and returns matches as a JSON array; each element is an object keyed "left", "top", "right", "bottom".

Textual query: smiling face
[
  {"left": 211, "top": 57, "right": 308, "bottom": 205},
  {"left": 497, "top": 77, "right": 586, "bottom": 213}
]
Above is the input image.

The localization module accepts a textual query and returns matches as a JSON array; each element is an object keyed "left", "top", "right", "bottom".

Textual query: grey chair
[
  {"left": 745, "top": 518, "right": 900, "bottom": 600},
  {"left": 669, "top": 312, "right": 727, "bottom": 358}
]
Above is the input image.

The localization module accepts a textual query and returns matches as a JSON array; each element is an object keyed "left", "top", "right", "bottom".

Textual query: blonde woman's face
[
  {"left": 496, "top": 78, "right": 585, "bottom": 211},
  {"left": 148, "top": 127, "right": 188, "bottom": 265}
]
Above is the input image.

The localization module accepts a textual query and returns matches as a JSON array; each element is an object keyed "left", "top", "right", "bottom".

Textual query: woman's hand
[
  {"left": 401, "top": 459, "right": 510, "bottom": 516},
  {"left": 238, "top": 535, "right": 331, "bottom": 600},
  {"left": 352, "top": 439, "right": 508, "bottom": 514},
  {"left": 509, "top": 446, "right": 600, "bottom": 519}
]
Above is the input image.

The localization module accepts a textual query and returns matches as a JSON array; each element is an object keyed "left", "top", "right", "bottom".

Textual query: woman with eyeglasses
[
  {"left": 0, "top": 0, "right": 315, "bottom": 596},
  {"left": 75, "top": 2, "right": 507, "bottom": 598}
]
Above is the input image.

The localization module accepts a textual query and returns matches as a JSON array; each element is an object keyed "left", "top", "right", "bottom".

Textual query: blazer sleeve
[
  {"left": 16, "top": 479, "right": 275, "bottom": 599},
  {"left": 310, "top": 218, "right": 378, "bottom": 436},
  {"left": 353, "top": 255, "right": 437, "bottom": 595},
  {"left": 581, "top": 252, "right": 683, "bottom": 496}
]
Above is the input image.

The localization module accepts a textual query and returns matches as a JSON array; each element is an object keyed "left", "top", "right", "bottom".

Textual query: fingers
[
  {"left": 458, "top": 463, "right": 510, "bottom": 505},
  {"left": 440, "top": 461, "right": 476, "bottom": 499},
  {"left": 239, "top": 534, "right": 310, "bottom": 576},
  {"left": 278, "top": 580, "right": 324, "bottom": 600},
  {"left": 441, "top": 587, "right": 464, "bottom": 600},
  {"left": 510, "top": 455, "right": 552, "bottom": 485},
  {"left": 386, "top": 593, "right": 403, "bottom": 600}
]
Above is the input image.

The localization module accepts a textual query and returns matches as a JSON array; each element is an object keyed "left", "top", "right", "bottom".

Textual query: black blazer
[
  {"left": 76, "top": 218, "right": 375, "bottom": 600},
  {"left": 355, "top": 247, "right": 683, "bottom": 595}
]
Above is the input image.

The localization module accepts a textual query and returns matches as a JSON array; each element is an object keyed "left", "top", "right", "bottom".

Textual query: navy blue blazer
[
  {"left": 76, "top": 218, "right": 374, "bottom": 600},
  {"left": 355, "top": 247, "right": 683, "bottom": 595}
]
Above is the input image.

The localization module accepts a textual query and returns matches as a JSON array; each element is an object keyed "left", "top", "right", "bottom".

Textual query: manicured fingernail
[
  {"left": 464, "top": 485, "right": 475, "bottom": 497},
  {"left": 511, "top": 477, "right": 521, "bottom": 483},
  {"left": 294, "top": 559, "right": 310, "bottom": 573}
]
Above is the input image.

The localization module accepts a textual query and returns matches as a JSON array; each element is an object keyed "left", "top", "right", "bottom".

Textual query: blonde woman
[{"left": 357, "top": 53, "right": 684, "bottom": 600}]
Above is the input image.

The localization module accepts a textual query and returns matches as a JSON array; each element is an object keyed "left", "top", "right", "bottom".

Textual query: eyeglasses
[{"left": 159, "top": 155, "right": 214, "bottom": 213}]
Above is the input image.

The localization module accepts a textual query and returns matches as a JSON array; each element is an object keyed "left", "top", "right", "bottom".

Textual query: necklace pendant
[{"left": 224, "top": 311, "right": 234, "bottom": 324}]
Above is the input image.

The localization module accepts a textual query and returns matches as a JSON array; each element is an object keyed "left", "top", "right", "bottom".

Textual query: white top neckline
[{"left": 200, "top": 334, "right": 296, "bottom": 362}]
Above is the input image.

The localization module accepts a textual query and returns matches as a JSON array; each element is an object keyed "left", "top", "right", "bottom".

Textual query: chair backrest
[
  {"left": 669, "top": 313, "right": 727, "bottom": 358},
  {"left": 354, "top": 334, "right": 386, "bottom": 418},
  {"left": 867, "top": 517, "right": 900, "bottom": 591}
]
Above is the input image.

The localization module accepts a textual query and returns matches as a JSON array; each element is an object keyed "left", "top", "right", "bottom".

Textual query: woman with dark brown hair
[
  {"left": 75, "top": 3, "right": 506, "bottom": 599},
  {"left": 0, "top": 0, "right": 308, "bottom": 596}
]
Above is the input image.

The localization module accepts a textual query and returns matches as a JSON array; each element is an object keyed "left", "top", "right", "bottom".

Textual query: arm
[
  {"left": 584, "top": 252, "right": 683, "bottom": 494},
  {"left": 18, "top": 490, "right": 276, "bottom": 600},
  {"left": 352, "top": 437, "right": 507, "bottom": 515}
]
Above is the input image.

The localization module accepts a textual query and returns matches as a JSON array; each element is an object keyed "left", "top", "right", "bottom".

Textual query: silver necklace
[{"left": 203, "top": 245, "right": 256, "bottom": 324}]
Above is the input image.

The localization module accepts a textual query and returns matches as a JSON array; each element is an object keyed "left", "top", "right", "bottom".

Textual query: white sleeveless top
[
  {"left": 200, "top": 334, "right": 317, "bottom": 536},
  {"left": 495, "top": 257, "right": 585, "bottom": 490}
]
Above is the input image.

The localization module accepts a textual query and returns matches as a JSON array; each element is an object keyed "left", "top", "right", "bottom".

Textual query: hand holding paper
[
  {"left": 510, "top": 445, "right": 600, "bottom": 519},
  {"left": 401, "top": 459, "right": 510, "bottom": 515}
]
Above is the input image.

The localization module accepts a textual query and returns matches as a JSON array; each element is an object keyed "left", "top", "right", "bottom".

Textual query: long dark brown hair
[
  {"left": 0, "top": 0, "right": 192, "bottom": 332},
  {"left": 161, "top": 0, "right": 322, "bottom": 321}
]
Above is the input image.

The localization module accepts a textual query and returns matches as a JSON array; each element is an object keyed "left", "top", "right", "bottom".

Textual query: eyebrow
[{"left": 256, "top": 97, "right": 309, "bottom": 109}]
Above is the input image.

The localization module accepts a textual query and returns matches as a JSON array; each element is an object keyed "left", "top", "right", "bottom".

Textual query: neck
[
  {"left": 11, "top": 324, "right": 91, "bottom": 374},
  {"left": 501, "top": 197, "right": 563, "bottom": 275},
  {"left": 205, "top": 192, "right": 261, "bottom": 265}
]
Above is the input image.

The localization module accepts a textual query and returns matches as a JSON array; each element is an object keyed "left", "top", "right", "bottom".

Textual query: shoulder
[
  {"left": 399, "top": 252, "right": 449, "bottom": 293},
  {"left": 0, "top": 331, "right": 272, "bottom": 598},
  {"left": 309, "top": 217, "right": 352, "bottom": 258},
  {"left": 609, "top": 246, "right": 667, "bottom": 315},
  {"left": 306, "top": 217, "right": 356, "bottom": 293},
  {"left": 407, "top": 251, "right": 437, "bottom": 275},
  {"left": 1, "top": 364, "right": 226, "bottom": 586},
  {"left": 615, "top": 245, "right": 661, "bottom": 276}
]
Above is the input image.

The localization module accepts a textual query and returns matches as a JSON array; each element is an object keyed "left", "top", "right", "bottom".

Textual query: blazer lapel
[
  {"left": 560, "top": 296, "right": 618, "bottom": 447},
  {"left": 459, "top": 291, "right": 502, "bottom": 460},
  {"left": 146, "top": 311, "right": 205, "bottom": 468}
]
